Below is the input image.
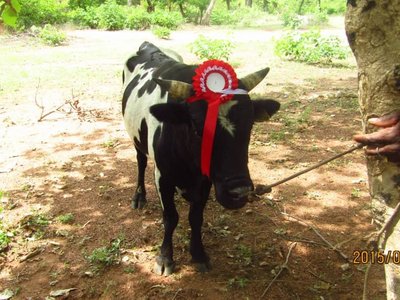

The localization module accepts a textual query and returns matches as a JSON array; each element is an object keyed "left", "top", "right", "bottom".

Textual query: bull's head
[{"left": 150, "top": 67, "right": 280, "bottom": 209}]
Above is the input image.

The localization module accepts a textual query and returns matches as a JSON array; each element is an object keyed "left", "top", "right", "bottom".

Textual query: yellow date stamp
[{"left": 353, "top": 250, "right": 400, "bottom": 264}]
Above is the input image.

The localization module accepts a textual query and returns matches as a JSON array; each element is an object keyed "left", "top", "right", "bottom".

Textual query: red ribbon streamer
[{"left": 187, "top": 60, "right": 238, "bottom": 178}]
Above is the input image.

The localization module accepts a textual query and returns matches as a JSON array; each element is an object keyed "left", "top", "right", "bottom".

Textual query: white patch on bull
[
  {"left": 123, "top": 63, "right": 165, "bottom": 160},
  {"left": 218, "top": 100, "right": 238, "bottom": 136},
  {"left": 154, "top": 167, "right": 164, "bottom": 210}
]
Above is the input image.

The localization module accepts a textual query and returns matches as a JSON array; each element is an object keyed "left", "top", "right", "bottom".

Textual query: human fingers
[
  {"left": 353, "top": 123, "right": 400, "bottom": 145},
  {"left": 365, "top": 143, "right": 400, "bottom": 155},
  {"left": 368, "top": 111, "right": 400, "bottom": 127}
]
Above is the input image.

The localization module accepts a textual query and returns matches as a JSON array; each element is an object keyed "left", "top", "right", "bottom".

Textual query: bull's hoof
[
  {"left": 153, "top": 256, "right": 175, "bottom": 276},
  {"left": 131, "top": 192, "right": 146, "bottom": 209},
  {"left": 191, "top": 253, "right": 211, "bottom": 273},
  {"left": 192, "top": 261, "right": 212, "bottom": 273}
]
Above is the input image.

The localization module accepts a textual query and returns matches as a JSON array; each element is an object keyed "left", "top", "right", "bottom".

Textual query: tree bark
[
  {"left": 226, "top": 0, "right": 231, "bottom": 10},
  {"left": 200, "top": 0, "right": 217, "bottom": 25},
  {"left": 245, "top": 0, "right": 252, "bottom": 7},
  {"left": 345, "top": 1, "right": 400, "bottom": 299}
]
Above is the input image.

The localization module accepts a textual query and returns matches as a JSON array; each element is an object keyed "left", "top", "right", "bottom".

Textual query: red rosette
[
  {"left": 186, "top": 60, "right": 239, "bottom": 178},
  {"left": 188, "top": 60, "right": 238, "bottom": 104}
]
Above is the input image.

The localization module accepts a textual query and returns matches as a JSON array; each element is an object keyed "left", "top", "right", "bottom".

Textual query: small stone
[{"left": 340, "top": 263, "right": 350, "bottom": 271}]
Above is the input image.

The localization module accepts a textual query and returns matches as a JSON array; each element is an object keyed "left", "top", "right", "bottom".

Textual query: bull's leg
[
  {"left": 132, "top": 147, "right": 147, "bottom": 209},
  {"left": 188, "top": 182, "right": 212, "bottom": 272},
  {"left": 153, "top": 169, "right": 178, "bottom": 276}
]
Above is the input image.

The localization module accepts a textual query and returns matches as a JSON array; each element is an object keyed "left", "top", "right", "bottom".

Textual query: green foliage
[
  {"left": 308, "top": 10, "right": 329, "bottom": 26},
  {"left": 322, "top": 0, "right": 346, "bottom": 15},
  {"left": 280, "top": 10, "right": 301, "bottom": 29},
  {"left": 39, "top": 24, "right": 67, "bottom": 46},
  {"left": 87, "top": 238, "right": 122, "bottom": 267},
  {"left": 125, "top": 7, "right": 151, "bottom": 30},
  {"left": 97, "top": 0, "right": 125, "bottom": 30},
  {"left": 17, "top": 0, "right": 68, "bottom": 29},
  {"left": 152, "top": 26, "right": 171, "bottom": 39},
  {"left": 228, "top": 276, "right": 249, "bottom": 289},
  {"left": 0, "top": 191, "right": 11, "bottom": 251},
  {"left": 151, "top": 10, "right": 183, "bottom": 29},
  {"left": 68, "top": 7, "right": 100, "bottom": 28},
  {"left": 0, "top": 0, "right": 21, "bottom": 28},
  {"left": 275, "top": 31, "right": 348, "bottom": 65},
  {"left": 57, "top": 213, "right": 75, "bottom": 224},
  {"left": 189, "top": 35, "right": 234, "bottom": 61}
]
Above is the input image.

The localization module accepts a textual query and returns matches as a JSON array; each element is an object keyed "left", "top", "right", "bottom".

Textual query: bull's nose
[{"left": 229, "top": 186, "right": 253, "bottom": 199}]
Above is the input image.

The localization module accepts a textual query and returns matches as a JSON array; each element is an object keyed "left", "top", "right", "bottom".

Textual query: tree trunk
[
  {"left": 226, "top": 0, "right": 231, "bottom": 10},
  {"left": 146, "top": 0, "right": 155, "bottom": 12},
  {"left": 127, "top": 0, "right": 132, "bottom": 6},
  {"left": 178, "top": 3, "right": 186, "bottom": 18},
  {"left": 245, "top": 0, "right": 252, "bottom": 7},
  {"left": 200, "top": 0, "right": 217, "bottom": 25},
  {"left": 298, "top": 0, "right": 305, "bottom": 14},
  {"left": 345, "top": 1, "right": 400, "bottom": 299}
]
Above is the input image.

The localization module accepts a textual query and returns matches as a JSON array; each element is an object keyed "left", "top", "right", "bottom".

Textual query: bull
[{"left": 122, "top": 42, "right": 280, "bottom": 275}]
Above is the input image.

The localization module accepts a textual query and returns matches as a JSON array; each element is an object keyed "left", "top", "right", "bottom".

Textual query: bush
[
  {"left": 189, "top": 35, "right": 234, "bottom": 61},
  {"left": 39, "top": 24, "right": 67, "bottom": 46},
  {"left": 308, "top": 11, "right": 329, "bottom": 26},
  {"left": 210, "top": 9, "right": 238, "bottom": 25},
  {"left": 125, "top": 7, "right": 152, "bottom": 30},
  {"left": 97, "top": 0, "right": 126, "bottom": 30},
  {"left": 274, "top": 31, "right": 348, "bottom": 65},
  {"left": 152, "top": 26, "right": 171, "bottom": 39},
  {"left": 280, "top": 10, "right": 301, "bottom": 29},
  {"left": 68, "top": 7, "right": 101, "bottom": 28},
  {"left": 151, "top": 10, "right": 183, "bottom": 30},
  {"left": 17, "top": 0, "right": 68, "bottom": 29}
]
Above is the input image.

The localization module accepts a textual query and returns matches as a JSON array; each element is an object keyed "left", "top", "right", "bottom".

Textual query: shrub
[
  {"left": 308, "top": 11, "right": 329, "bottom": 26},
  {"left": 210, "top": 9, "right": 238, "bottom": 25},
  {"left": 152, "top": 26, "right": 171, "bottom": 39},
  {"left": 39, "top": 24, "right": 67, "bottom": 46},
  {"left": 17, "top": 0, "right": 68, "bottom": 29},
  {"left": 280, "top": 10, "right": 301, "bottom": 29},
  {"left": 274, "top": 30, "right": 348, "bottom": 65},
  {"left": 125, "top": 7, "right": 152, "bottom": 30},
  {"left": 189, "top": 35, "right": 234, "bottom": 61},
  {"left": 97, "top": 0, "right": 126, "bottom": 30},
  {"left": 68, "top": 7, "right": 101, "bottom": 28},
  {"left": 151, "top": 10, "right": 183, "bottom": 30}
]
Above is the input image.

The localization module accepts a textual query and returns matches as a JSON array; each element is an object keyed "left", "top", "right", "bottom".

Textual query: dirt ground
[{"left": 0, "top": 23, "right": 387, "bottom": 299}]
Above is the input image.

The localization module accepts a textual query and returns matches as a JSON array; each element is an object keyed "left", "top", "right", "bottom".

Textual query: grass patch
[
  {"left": 57, "top": 213, "right": 75, "bottom": 224},
  {"left": 87, "top": 238, "right": 123, "bottom": 268}
]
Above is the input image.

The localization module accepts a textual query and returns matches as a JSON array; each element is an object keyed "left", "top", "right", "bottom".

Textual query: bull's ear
[
  {"left": 150, "top": 103, "right": 191, "bottom": 124},
  {"left": 252, "top": 99, "right": 280, "bottom": 122}
]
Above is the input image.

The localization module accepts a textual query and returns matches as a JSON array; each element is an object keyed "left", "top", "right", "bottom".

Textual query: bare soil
[{"left": 0, "top": 26, "right": 386, "bottom": 299}]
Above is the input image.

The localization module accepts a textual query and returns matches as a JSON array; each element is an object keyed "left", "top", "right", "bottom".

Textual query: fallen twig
[
  {"left": 282, "top": 212, "right": 349, "bottom": 262},
  {"left": 260, "top": 242, "right": 297, "bottom": 298},
  {"left": 172, "top": 288, "right": 183, "bottom": 300}
]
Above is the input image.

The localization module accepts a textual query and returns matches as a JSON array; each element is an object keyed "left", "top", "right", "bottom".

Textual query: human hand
[{"left": 353, "top": 111, "right": 400, "bottom": 161}]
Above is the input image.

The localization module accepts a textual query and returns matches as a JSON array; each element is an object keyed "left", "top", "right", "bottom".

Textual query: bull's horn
[
  {"left": 240, "top": 67, "right": 270, "bottom": 91},
  {"left": 153, "top": 78, "right": 193, "bottom": 101}
]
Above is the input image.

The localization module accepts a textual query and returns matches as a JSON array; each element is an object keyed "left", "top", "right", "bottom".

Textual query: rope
[{"left": 254, "top": 143, "right": 364, "bottom": 195}]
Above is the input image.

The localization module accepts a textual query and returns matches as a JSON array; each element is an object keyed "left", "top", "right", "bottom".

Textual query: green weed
[
  {"left": 227, "top": 276, "right": 249, "bottom": 289},
  {"left": 57, "top": 213, "right": 75, "bottom": 224},
  {"left": 87, "top": 238, "right": 122, "bottom": 267},
  {"left": 152, "top": 26, "right": 171, "bottom": 40},
  {"left": 39, "top": 24, "right": 67, "bottom": 46},
  {"left": 189, "top": 35, "right": 234, "bottom": 61},
  {"left": 275, "top": 30, "right": 348, "bottom": 65}
]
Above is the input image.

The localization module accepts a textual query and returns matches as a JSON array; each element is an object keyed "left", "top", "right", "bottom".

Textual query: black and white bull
[{"left": 122, "top": 42, "right": 280, "bottom": 275}]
